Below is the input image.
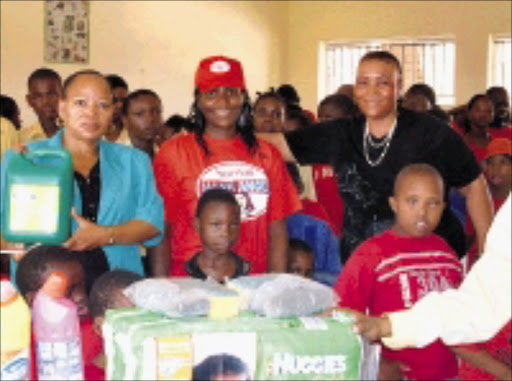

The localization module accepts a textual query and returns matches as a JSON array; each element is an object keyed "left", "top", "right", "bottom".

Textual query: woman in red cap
[{"left": 153, "top": 56, "right": 301, "bottom": 277}]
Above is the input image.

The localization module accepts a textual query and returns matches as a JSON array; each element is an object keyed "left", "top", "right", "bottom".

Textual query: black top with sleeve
[
  {"left": 285, "top": 107, "right": 481, "bottom": 262},
  {"left": 184, "top": 251, "right": 251, "bottom": 282},
  {"left": 73, "top": 161, "right": 109, "bottom": 292}
]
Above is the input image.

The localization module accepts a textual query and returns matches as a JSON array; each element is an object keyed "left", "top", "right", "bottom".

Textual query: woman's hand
[{"left": 63, "top": 208, "right": 110, "bottom": 251}]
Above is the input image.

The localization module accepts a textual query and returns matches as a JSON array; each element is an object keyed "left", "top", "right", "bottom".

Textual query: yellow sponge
[{"left": 208, "top": 295, "right": 241, "bottom": 319}]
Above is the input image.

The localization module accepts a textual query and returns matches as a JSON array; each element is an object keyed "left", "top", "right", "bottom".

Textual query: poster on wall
[{"left": 44, "top": 0, "right": 89, "bottom": 63}]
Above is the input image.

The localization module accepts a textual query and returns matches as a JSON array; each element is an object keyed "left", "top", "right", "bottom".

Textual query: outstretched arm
[
  {"left": 451, "top": 346, "right": 512, "bottom": 380},
  {"left": 257, "top": 133, "right": 297, "bottom": 163},
  {"left": 458, "top": 174, "right": 493, "bottom": 256}
]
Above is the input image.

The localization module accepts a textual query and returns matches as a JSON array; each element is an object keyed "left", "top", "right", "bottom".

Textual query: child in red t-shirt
[
  {"left": 451, "top": 138, "right": 512, "bottom": 380},
  {"left": 14, "top": 245, "right": 101, "bottom": 381},
  {"left": 465, "top": 137, "right": 511, "bottom": 270},
  {"left": 335, "top": 163, "right": 463, "bottom": 380},
  {"left": 88, "top": 269, "right": 144, "bottom": 380}
]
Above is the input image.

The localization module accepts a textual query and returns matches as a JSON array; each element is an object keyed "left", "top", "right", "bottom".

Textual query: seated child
[
  {"left": 184, "top": 188, "right": 251, "bottom": 283},
  {"left": 15, "top": 245, "right": 100, "bottom": 381},
  {"left": 287, "top": 238, "right": 314, "bottom": 279},
  {"left": 87, "top": 269, "right": 143, "bottom": 380},
  {"left": 286, "top": 163, "right": 341, "bottom": 286},
  {"left": 335, "top": 163, "right": 463, "bottom": 380},
  {"left": 16, "top": 245, "right": 89, "bottom": 317}
]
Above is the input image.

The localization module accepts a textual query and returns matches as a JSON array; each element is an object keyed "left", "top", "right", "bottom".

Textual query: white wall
[
  {"left": 285, "top": 1, "right": 512, "bottom": 111},
  {"left": 2, "top": 1, "right": 510, "bottom": 124},
  {"left": 1, "top": 1, "right": 288, "bottom": 128}
]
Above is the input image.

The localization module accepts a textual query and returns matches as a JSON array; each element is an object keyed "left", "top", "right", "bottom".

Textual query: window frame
[
  {"left": 318, "top": 36, "right": 456, "bottom": 107},
  {"left": 487, "top": 34, "right": 512, "bottom": 102}
]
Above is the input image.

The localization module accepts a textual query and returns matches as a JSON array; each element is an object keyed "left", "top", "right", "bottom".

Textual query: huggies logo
[
  {"left": 210, "top": 60, "right": 231, "bottom": 73},
  {"left": 267, "top": 353, "right": 347, "bottom": 376}
]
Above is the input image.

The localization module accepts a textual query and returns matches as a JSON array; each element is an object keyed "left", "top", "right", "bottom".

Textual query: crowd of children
[{"left": 1, "top": 50, "right": 511, "bottom": 380}]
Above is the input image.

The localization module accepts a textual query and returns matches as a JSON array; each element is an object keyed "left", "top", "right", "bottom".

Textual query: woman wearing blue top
[{"left": 1, "top": 70, "right": 164, "bottom": 289}]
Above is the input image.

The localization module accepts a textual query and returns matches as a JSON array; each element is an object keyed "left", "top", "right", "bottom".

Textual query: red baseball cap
[
  {"left": 485, "top": 138, "right": 512, "bottom": 160},
  {"left": 194, "top": 56, "right": 246, "bottom": 93}
]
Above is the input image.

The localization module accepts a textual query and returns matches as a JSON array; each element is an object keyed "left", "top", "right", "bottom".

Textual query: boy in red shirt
[
  {"left": 335, "top": 163, "right": 463, "bottom": 380},
  {"left": 88, "top": 269, "right": 144, "bottom": 380}
]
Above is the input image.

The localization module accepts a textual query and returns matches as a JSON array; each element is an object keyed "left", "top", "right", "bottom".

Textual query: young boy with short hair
[
  {"left": 20, "top": 67, "right": 62, "bottom": 143},
  {"left": 119, "top": 89, "right": 162, "bottom": 159},
  {"left": 184, "top": 188, "right": 251, "bottom": 283},
  {"left": 87, "top": 269, "right": 143, "bottom": 379},
  {"left": 287, "top": 238, "right": 314, "bottom": 279},
  {"left": 335, "top": 163, "right": 463, "bottom": 380},
  {"left": 484, "top": 138, "right": 511, "bottom": 211},
  {"left": 104, "top": 74, "right": 129, "bottom": 142},
  {"left": 286, "top": 162, "right": 341, "bottom": 286},
  {"left": 15, "top": 245, "right": 101, "bottom": 381}
]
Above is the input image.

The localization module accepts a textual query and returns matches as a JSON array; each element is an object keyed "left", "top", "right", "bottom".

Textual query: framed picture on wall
[{"left": 44, "top": 0, "right": 89, "bottom": 63}]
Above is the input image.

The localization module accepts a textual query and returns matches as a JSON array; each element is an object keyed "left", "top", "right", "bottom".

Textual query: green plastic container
[{"left": 3, "top": 148, "right": 73, "bottom": 244}]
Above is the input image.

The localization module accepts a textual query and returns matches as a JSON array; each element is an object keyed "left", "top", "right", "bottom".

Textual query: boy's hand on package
[
  {"left": 352, "top": 312, "right": 392, "bottom": 342},
  {"left": 63, "top": 208, "right": 110, "bottom": 251}
]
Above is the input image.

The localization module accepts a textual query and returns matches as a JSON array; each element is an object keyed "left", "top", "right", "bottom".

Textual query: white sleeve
[{"left": 383, "top": 194, "right": 511, "bottom": 349}]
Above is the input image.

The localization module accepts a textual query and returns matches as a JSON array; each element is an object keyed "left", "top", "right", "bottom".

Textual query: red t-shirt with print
[
  {"left": 154, "top": 133, "right": 301, "bottom": 275},
  {"left": 312, "top": 163, "right": 344, "bottom": 236},
  {"left": 335, "top": 229, "right": 463, "bottom": 380}
]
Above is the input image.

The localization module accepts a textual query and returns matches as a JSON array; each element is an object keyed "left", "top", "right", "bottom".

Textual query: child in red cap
[
  {"left": 484, "top": 137, "right": 512, "bottom": 210},
  {"left": 452, "top": 137, "right": 511, "bottom": 380},
  {"left": 465, "top": 137, "right": 511, "bottom": 270},
  {"left": 154, "top": 55, "right": 301, "bottom": 276}
]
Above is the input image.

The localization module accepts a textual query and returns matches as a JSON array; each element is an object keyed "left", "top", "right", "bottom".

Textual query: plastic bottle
[
  {"left": 0, "top": 280, "right": 31, "bottom": 380},
  {"left": 3, "top": 148, "right": 73, "bottom": 244},
  {"left": 32, "top": 272, "right": 84, "bottom": 380}
]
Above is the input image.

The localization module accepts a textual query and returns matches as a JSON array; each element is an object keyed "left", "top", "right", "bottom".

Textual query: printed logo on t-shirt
[{"left": 197, "top": 161, "right": 269, "bottom": 221}]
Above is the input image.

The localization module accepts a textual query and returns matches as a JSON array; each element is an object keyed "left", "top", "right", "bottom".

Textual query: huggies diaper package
[{"left": 104, "top": 308, "right": 374, "bottom": 380}]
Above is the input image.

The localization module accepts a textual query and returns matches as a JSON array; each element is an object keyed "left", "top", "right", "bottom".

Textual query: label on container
[
  {"left": 9, "top": 184, "right": 59, "bottom": 233},
  {"left": 0, "top": 348, "right": 30, "bottom": 381},
  {"left": 36, "top": 338, "right": 83, "bottom": 380},
  {"left": 156, "top": 335, "right": 193, "bottom": 380}
]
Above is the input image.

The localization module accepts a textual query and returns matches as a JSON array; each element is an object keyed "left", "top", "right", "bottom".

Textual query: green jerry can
[{"left": 3, "top": 148, "right": 73, "bottom": 244}]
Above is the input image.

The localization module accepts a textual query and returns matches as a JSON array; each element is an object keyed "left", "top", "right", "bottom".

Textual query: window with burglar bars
[
  {"left": 323, "top": 38, "right": 456, "bottom": 106},
  {"left": 489, "top": 35, "right": 511, "bottom": 102}
]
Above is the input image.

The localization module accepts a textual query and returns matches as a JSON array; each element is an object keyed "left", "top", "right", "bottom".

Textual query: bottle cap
[{"left": 41, "top": 271, "right": 68, "bottom": 298}]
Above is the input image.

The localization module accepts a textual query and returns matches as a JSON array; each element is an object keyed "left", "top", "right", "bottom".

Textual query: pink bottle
[{"left": 32, "top": 272, "right": 84, "bottom": 380}]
